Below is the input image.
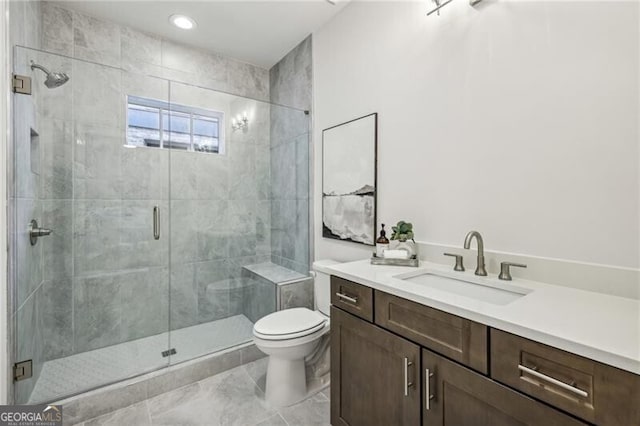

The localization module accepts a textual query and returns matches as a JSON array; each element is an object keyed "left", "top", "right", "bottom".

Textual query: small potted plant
[{"left": 390, "top": 220, "right": 417, "bottom": 257}]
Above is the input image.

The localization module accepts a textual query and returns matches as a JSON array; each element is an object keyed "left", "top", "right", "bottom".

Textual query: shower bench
[{"left": 241, "top": 262, "right": 314, "bottom": 311}]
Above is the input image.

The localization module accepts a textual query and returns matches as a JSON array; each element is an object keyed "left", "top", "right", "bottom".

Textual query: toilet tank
[{"left": 312, "top": 260, "right": 340, "bottom": 316}]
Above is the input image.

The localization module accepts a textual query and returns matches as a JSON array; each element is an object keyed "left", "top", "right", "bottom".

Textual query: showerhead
[
  {"left": 44, "top": 71, "right": 69, "bottom": 88},
  {"left": 30, "top": 61, "right": 70, "bottom": 88}
]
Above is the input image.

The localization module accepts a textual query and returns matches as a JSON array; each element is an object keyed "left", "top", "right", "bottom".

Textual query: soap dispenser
[{"left": 376, "top": 224, "right": 390, "bottom": 257}]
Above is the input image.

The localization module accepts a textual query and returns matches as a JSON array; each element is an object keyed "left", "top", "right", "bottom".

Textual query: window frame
[{"left": 126, "top": 95, "right": 226, "bottom": 155}]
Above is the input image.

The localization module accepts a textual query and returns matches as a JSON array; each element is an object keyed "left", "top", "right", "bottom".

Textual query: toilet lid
[{"left": 253, "top": 308, "right": 326, "bottom": 339}]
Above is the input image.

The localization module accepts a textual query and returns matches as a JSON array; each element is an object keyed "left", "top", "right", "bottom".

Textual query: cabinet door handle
[
  {"left": 518, "top": 364, "right": 588, "bottom": 398},
  {"left": 335, "top": 292, "right": 358, "bottom": 304},
  {"left": 404, "top": 357, "right": 414, "bottom": 396},
  {"left": 425, "top": 368, "right": 434, "bottom": 410},
  {"left": 153, "top": 206, "right": 160, "bottom": 240}
]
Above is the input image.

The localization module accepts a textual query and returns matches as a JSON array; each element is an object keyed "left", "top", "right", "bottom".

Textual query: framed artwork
[{"left": 322, "top": 113, "right": 377, "bottom": 246}]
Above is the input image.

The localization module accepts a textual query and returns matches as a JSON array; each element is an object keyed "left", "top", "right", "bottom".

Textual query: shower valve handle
[{"left": 28, "top": 219, "right": 52, "bottom": 246}]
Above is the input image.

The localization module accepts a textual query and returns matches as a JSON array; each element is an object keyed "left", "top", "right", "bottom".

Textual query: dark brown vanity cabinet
[
  {"left": 330, "top": 275, "right": 639, "bottom": 426},
  {"left": 331, "top": 301, "right": 582, "bottom": 426},
  {"left": 422, "top": 349, "right": 586, "bottom": 426},
  {"left": 330, "top": 306, "right": 421, "bottom": 426}
]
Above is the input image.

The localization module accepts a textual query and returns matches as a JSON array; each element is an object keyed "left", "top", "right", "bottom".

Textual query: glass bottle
[{"left": 376, "top": 224, "right": 390, "bottom": 257}]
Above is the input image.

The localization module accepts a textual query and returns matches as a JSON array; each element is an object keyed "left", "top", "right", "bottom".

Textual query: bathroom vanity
[{"left": 327, "top": 261, "right": 640, "bottom": 426}]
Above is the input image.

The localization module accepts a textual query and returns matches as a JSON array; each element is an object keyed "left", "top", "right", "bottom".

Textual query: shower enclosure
[{"left": 10, "top": 46, "right": 311, "bottom": 404}]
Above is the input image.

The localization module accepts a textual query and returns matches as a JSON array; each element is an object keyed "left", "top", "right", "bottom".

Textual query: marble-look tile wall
[
  {"left": 269, "top": 36, "right": 313, "bottom": 275},
  {"left": 9, "top": 0, "right": 273, "bottom": 403},
  {"left": 17, "top": 43, "right": 282, "bottom": 343},
  {"left": 270, "top": 36, "right": 313, "bottom": 111},
  {"left": 39, "top": 2, "right": 269, "bottom": 101},
  {"left": 10, "top": 47, "right": 174, "bottom": 403},
  {"left": 10, "top": 0, "right": 44, "bottom": 405},
  {"left": 23, "top": 46, "right": 174, "bottom": 359},
  {"left": 10, "top": 0, "right": 312, "bottom": 404},
  {"left": 30, "top": 2, "right": 276, "bottom": 356},
  {"left": 168, "top": 84, "right": 276, "bottom": 333}
]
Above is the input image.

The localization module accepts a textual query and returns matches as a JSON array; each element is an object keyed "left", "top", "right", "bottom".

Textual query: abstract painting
[{"left": 322, "top": 113, "right": 377, "bottom": 245}]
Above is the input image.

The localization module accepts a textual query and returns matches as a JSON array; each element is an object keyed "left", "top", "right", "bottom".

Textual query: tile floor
[
  {"left": 31, "top": 315, "right": 254, "bottom": 404},
  {"left": 73, "top": 357, "right": 330, "bottom": 426}
]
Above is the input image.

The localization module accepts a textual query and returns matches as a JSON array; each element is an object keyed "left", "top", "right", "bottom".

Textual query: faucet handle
[
  {"left": 498, "top": 262, "right": 527, "bottom": 281},
  {"left": 444, "top": 253, "right": 465, "bottom": 272}
]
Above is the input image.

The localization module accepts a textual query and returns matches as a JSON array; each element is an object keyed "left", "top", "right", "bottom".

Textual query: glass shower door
[
  {"left": 166, "top": 81, "right": 263, "bottom": 364},
  {"left": 166, "top": 81, "right": 311, "bottom": 364},
  {"left": 11, "top": 46, "right": 171, "bottom": 404}
]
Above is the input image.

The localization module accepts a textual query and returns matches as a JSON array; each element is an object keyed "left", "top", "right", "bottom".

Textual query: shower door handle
[{"left": 153, "top": 206, "right": 160, "bottom": 240}]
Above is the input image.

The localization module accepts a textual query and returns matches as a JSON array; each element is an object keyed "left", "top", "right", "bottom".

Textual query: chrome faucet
[{"left": 463, "top": 231, "right": 487, "bottom": 276}]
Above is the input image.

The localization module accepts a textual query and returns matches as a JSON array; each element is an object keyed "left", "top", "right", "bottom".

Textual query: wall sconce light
[
  {"left": 428, "top": 0, "right": 482, "bottom": 16},
  {"left": 232, "top": 112, "right": 248, "bottom": 131}
]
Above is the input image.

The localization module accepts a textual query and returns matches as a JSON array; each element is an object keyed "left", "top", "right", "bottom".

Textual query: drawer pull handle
[
  {"left": 404, "top": 358, "right": 414, "bottom": 396},
  {"left": 335, "top": 292, "right": 358, "bottom": 304},
  {"left": 425, "top": 368, "right": 434, "bottom": 410},
  {"left": 518, "top": 364, "right": 588, "bottom": 398}
]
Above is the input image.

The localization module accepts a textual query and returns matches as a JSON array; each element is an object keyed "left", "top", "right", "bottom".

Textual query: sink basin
[{"left": 395, "top": 271, "right": 532, "bottom": 305}]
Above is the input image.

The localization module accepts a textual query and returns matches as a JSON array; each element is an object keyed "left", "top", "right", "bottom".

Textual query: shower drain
[{"left": 161, "top": 348, "right": 177, "bottom": 358}]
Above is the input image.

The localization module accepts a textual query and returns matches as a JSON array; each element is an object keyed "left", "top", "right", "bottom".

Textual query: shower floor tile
[{"left": 29, "top": 315, "right": 255, "bottom": 404}]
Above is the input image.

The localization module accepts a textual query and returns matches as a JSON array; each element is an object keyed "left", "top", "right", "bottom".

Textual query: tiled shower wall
[
  {"left": 9, "top": 0, "right": 308, "bottom": 403},
  {"left": 34, "top": 1, "right": 276, "bottom": 350},
  {"left": 39, "top": 3, "right": 269, "bottom": 100},
  {"left": 10, "top": 0, "right": 44, "bottom": 405},
  {"left": 168, "top": 92, "right": 277, "bottom": 332},
  {"left": 269, "top": 36, "right": 313, "bottom": 274}
]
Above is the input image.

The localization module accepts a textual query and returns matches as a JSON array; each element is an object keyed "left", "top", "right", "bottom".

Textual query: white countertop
[{"left": 321, "top": 259, "right": 640, "bottom": 375}]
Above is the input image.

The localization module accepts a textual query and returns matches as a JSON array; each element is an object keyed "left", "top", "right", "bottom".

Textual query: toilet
[{"left": 253, "top": 259, "right": 338, "bottom": 406}]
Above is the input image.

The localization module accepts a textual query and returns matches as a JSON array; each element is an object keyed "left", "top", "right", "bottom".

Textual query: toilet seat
[{"left": 253, "top": 308, "right": 327, "bottom": 341}]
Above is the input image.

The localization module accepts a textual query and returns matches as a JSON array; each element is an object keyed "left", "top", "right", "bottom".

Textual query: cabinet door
[
  {"left": 331, "top": 306, "right": 421, "bottom": 426},
  {"left": 422, "top": 349, "right": 587, "bottom": 426}
]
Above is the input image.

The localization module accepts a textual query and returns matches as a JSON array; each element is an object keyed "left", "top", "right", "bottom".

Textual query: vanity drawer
[
  {"left": 330, "top": 276, "right": 373, "bottom": 322},
  {"left": 374, "top": 290, "right": 488, "bottom": 374},
  {"left": 491, "top": 329, "right": 640, "bottom": 425}
]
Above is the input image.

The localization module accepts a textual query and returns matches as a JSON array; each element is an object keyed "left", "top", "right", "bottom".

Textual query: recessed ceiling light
[{"left": 169, "top": 14, "right": 196, "bottom": 30}]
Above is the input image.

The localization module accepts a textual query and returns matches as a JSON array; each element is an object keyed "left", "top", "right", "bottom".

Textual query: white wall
[{"left": 313, "top": 1, "right": 640, "bottom": 270}]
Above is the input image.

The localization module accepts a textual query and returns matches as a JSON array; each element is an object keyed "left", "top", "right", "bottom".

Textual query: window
[{"left": 126, "top": 96, "right": 224, "bottom": 154}]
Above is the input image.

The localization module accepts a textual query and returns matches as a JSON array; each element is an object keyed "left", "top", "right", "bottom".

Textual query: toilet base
[
  {"left": 263, "top": 357, "right": 330, "bottom": 407},
  {"left": 263, "top": 336, "right": 331, "bottom": 407},
  {"left": 265, "top": 357, "right": 306, "bottom": 406}
]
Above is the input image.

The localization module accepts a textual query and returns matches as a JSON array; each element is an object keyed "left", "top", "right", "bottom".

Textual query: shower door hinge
[
  {"left": 12, "top": 74, "right": 32, "bottom": 95},
  {"left": 161, "top": 348, "right": 177, "bottom": 358},
  {"left": 13, "top": 360, "right": 33, "bottom": 382}
]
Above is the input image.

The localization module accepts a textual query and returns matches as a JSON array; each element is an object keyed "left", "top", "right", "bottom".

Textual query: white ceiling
[{"left": 57, "top": 1, "right": 348, "bottom": 69}]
